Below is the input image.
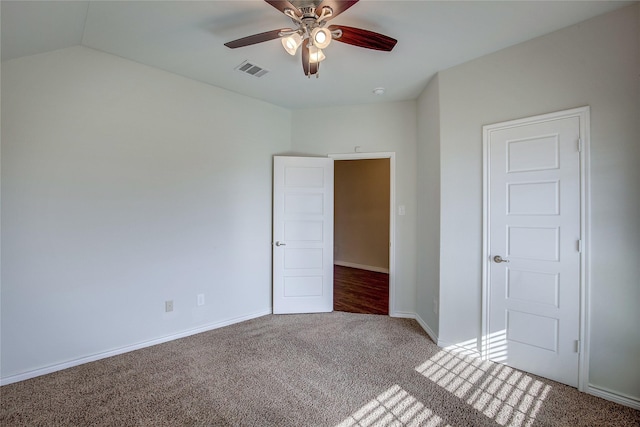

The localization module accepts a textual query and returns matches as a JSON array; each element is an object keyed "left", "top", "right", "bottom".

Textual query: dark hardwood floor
[{"left": 333, "top": 265, "right": 389, "bottom": 315}]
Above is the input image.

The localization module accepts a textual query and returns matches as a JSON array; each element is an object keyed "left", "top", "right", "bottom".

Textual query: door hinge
[
  {"left": 575, "top": 340, "right": 581, "bottom": 353},
  {"left": 577, "top": 138, "right": 583, "bottom": 152},
  {"left": 577, "top": 239, "right": 583, "bottom": 253}
]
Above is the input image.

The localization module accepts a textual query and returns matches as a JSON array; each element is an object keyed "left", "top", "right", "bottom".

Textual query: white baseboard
[
  {"left": 0, "top": 308, "right": 272, "bottom": 386},
  {"left": 588, "top": 385, "right": 640, "bottom": 410},
  {"left": 413, "top": 314, "right": 439, "bottom": 344},
  {"left": 390, "top": 311, "right": 415, "bottom": 319},
  {"left": 334, "top": 260, "right": 389, "bottom": 274}
]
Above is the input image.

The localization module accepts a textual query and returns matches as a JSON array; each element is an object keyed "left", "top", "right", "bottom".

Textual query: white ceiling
[{"left": 1, "top": 0, "right": 633, "bottom": 109}]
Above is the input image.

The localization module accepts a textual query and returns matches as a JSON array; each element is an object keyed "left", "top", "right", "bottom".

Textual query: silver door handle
[
  {"left": 275, "top": 241, "right": 286, "bottom": 247},
  {"left": 493, "top": 255, "right": 509, "bottom": 263}
]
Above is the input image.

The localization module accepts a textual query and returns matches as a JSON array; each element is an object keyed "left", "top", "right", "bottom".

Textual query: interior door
[
  {"left": 484, "top": 111, "right": 584, "bottom": 387},
  {"left": 273, "top": 156, "right": 334, "bottom": 314}
]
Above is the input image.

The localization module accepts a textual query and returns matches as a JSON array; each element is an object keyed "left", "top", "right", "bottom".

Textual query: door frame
[
  {"left": 329, "top": 152, "right": 396, "bottom": 316},
  {"left": 481, "top": 106, "right": 591, "bottom": 392}
]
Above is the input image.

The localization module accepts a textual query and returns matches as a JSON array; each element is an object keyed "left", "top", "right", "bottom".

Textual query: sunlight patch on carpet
[
  {"left": 440, "top": 330, "right": 507, "bottom": 362},
  {"left": 415, "top": 350, "right": 551, "bottom": 427},
  {"left": 335, "top": 384, "right": 450, "bottom": 427}
]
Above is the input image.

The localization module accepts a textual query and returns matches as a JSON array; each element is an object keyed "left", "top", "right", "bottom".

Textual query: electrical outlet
[
  {"left": 165, "top": 300, "right": 174, "bottom": 312},
  {"left": 197, "top": 294, "right": 205, "bottom": 306}
]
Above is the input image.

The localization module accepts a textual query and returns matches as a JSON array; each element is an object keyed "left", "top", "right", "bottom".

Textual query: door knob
[
  {"left": 493, "top": 255, "right": 509, "bottom": 263},
  {"left": 275, "top": 241, "right": 286, "bottom": 247}
]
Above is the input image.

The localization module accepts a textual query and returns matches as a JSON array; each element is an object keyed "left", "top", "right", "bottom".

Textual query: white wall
[
  {"left": 290, "top": 102, "right": 418, "bottom": 316},
  {"left": 415, "top": 75, "right": 441, "bottom": 339},
  {"left": 1, "top": 46, "right": 291, "bottom": 380},
  {"left": 431, "top": 4, "right": 639, "bottom": 400}
]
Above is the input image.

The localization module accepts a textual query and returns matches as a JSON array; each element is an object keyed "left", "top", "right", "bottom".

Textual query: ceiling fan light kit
[
  {"left": 308, "top": 46, "right": 326, "bottom": 63},
  {"left": 224, "top": 0, "right": 397, "bottom": 78},
  {"left": 281, "top": 32, "right": 303, "bottom": 55},
  {"left": 311, "top": 27, "right": 332, "bottom": 49}
]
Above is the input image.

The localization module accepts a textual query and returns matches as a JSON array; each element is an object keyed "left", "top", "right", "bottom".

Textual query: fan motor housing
[{"left": 299, "top": 6, "right": 316, "bottom": 18}]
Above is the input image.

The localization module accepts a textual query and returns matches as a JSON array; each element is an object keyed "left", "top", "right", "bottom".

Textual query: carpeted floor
[{"left": 1, "top": 312, "right": 638, "bottom": 426}]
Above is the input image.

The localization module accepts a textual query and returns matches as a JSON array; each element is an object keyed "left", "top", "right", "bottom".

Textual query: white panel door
[
  {"left": 273, "top": 156, "right": 334, "bottom": 314},
  {"left": 484, "top": 111, "right": 585, "bottom": 387}
]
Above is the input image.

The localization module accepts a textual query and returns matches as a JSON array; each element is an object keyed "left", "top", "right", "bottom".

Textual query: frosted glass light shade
[
  {"left": 281, "top": 33, "right": 303, "bottom": 55},
  {"left": 311, "top": 27, "right": 332, "bottom": 49},
  {"left": 309, "top": 46, "right": 326, "bottom": 63}
]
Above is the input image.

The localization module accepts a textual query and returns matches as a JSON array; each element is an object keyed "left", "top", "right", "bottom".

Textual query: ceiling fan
[{"left": 224, "top": 0, "right": 397, "bottom": 77}]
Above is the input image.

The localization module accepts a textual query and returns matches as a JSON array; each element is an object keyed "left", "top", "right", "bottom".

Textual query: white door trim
[
  {"left": 329, "top": 152, "right": 397, "bottom": 317},
  {"left": 481, "top": 106, "right": 591, "bottom": 392}
]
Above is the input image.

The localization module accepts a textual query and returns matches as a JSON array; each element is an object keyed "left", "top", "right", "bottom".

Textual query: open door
[{"left": 273, "top": 156, "right": 334, "bottom": 314}]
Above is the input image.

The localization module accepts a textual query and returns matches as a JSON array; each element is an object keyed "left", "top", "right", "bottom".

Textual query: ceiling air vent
[{"left": 235, "top": 60, "right": 269, "bottom": 78}]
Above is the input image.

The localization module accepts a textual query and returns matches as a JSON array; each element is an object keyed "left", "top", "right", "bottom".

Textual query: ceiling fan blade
[
  {"left": 224, "top": 28, "right": 292, "bottom": 49},
  {"left": 328, "top": 25, "right": 397, "bottom": 51},
  {"left": 264, "top": 0, "right": 302, "bottom": 17},
  {"left": 316, "top": 0, "right": 359, "bottom": 20},
  {"left": 301, "top": 43, "right": 319, "bottom": 76}
]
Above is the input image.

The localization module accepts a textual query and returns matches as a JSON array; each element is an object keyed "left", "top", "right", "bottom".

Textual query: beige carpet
[{"left": 1, "top": 312, "right": 638, "bottom": 426}]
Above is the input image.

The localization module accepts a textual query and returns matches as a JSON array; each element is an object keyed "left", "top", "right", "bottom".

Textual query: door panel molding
[{"left": 482, "top": 106, "right": 590, "bottom": 391}]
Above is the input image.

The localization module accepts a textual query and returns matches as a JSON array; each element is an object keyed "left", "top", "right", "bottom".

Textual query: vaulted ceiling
[{"left": 1, "top": 1, "right": 632, "bottom": 109}]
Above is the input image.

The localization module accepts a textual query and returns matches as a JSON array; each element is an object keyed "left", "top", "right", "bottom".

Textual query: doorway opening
[{"left": 332, "top": 155, "right": 392, "bottom": 315}]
